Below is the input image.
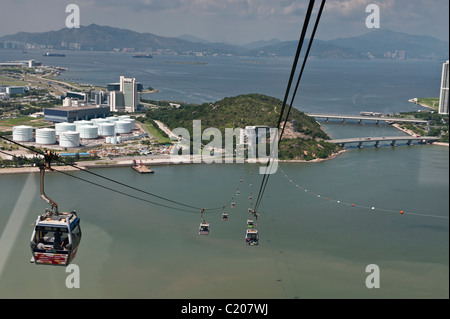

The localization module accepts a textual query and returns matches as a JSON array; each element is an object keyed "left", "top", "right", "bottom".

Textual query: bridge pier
[
  {"left": 341, "top": 118, "right": 345, "bottom": 123},
  {"left": 358, "top": 142, "right": 364, "bottom": 149},
  {"left": 407, "top": 139, "right": 413, "bottom": 146},
  {"left": 374, "top": 141, "right": 380, "bottom": 148},
  {"left": 325, "top": 117, "right": 329, "bottom": 123},
  {"left": 391, "top": 140, "right": 397, "bottom": 147},
  {"left": 358, "top": 119, "right": 363, "bottom": 125}
]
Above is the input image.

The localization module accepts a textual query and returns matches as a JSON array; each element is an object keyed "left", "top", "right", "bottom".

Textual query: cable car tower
[{"left": 30, "top": 151, "right": 82, "bottom": 266}]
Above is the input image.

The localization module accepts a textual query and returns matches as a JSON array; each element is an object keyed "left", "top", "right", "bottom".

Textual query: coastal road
[{"left": 154, "top": 120, "right": 180, "bottom": 141}]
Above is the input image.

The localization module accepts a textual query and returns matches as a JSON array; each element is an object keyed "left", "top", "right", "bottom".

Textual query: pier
[
  {"left": 329, "top": 136, "right": 439, "bottom": 148},
  {"left": 306, "top": 113, "right": 428, "bottom": 125}
]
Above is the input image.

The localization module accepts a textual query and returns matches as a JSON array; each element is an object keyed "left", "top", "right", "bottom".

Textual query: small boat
[
  {"left": 43, "top": 52, "right": 66, "bottom": 57},
  {"left": 133, "top": 53, "right": 153, "bottom": 58},
  {"left": 132, "top": 159, "right": 154, "bottom": 174}
]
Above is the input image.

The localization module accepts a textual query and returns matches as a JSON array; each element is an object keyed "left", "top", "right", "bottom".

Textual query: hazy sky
[{"left": 0, "top": 0, "right": 448, "bottom": 44}]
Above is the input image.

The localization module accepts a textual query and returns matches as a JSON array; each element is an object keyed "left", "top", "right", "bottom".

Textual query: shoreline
[
  {"left": 0, "top": 150, "right": 348, "bottom": 175},
  {"left": 408, "top": 98, "right": 435, "bottom": 110},
  {"left": 392, "top": 123, "right": 449, "bottom": 147}
]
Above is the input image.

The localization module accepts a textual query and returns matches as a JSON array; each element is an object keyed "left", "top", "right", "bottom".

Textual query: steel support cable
[
  {"left": 279, "top": 0, "right": 326, "bottom": 143},
  {"left": 254, "top": 0, "right": 320, "bottom": 212},
  {"left": 0, "top": 136, "right": 219, "bottom": 211},
  {"left": 255, "top": 0, "right": 326, "bottom": 212}
]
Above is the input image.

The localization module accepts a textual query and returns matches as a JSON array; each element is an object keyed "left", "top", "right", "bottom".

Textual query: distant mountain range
[{"left": 0, "top": 24, "right": 448, "bottom": 60}]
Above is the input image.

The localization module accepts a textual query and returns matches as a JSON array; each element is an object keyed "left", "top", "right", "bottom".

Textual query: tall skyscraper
[
  {"left": 108, "top": 76, "right": 140, "bottom": 112},
  {"left": 120, "top": 76, "right": 139, "bottom": 112},
  {"left": 439, "top": 60, "right": 449, "bottom": 115}
]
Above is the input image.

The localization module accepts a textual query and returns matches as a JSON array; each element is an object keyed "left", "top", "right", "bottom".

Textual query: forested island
[{"left": 145, "top": 93, "right": 343, "bottom": 161}]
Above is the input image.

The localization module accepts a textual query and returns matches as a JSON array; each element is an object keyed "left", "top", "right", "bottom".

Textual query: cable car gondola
[
  {"left": 221, "top": 206, "right": 228, "bottom": 221},
  {"left": 199, "top": 208, "right": 210, "bottom": 235},
  {"left": 247, "top": 219, "right": 255, "bottom": 229},
  {"left": 30, "top": 151, "right": 82, "bottom": 266},
  {"left": 245, "top": 229, "right": 259, "bottom": 246},
  {"left": 199, "top": 222, "right": 210, "bottom": 235},
  {"left": 30, "top": 210, "right": 81, "bottom": 266}
]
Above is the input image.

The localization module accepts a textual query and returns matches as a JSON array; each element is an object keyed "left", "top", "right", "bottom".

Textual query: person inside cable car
[
  {"left": 60, "top": 237, "right": 69, "bottom": 250},
  {"left": 36, "top": 238, "right": 46, "bottom": 250},
  {"left": 53, "top": 230, "right": 62, "bottom": 250}
]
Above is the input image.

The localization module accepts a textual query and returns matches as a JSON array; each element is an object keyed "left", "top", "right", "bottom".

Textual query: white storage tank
[
  {"left": 91, "top": 118, "right": 110, "bottom": 125},
  {"left": 13, "top": 125, "right": 34, "bottom": 142},
  {"left": 107, "top": 116, "right": 120, "bottom": 123},
  {"left": 74, "top": 120, "right": 93, "bottom": 131},
  {"left": 36, "top": 128, "right": 56, "bottom": 145},
  {"left": 78, "top": 125, "right": 99, "bottom": 139},
  {"left": 118, "top": 115, "right": 131, "bottom": 121},
  {"left": 55, "top": 122, "right": 76, "bottom": 136},
  {"left": 59, "top": 131, "right": 80, "bottom": 148},
  {"left": 115, "top": 121, "right": 131, "bottom": 134},
  {"left": 124, "top": 118, "right": 135, "bottom": 130},
  {"left": 98, "top": 123, "right": 115, "bottom": 136}
]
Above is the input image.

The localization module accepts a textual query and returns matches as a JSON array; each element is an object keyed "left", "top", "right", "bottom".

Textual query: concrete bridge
[
  {"left": 306, "top": 113, "right": 428, "bottom": 125},
  {"left": 329, "top": 136, "right": 439, "bottom": 148}
]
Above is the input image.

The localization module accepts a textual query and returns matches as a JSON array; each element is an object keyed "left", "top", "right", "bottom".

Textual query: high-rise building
[
  {"left": 120, "top": 76, "right": 139, "bottom": 112},
  {"left": 439, "top": 60, "right": 449, "bottom": 115},
  {"left": 108, "top": 76, "right": 141, "bottom": 112},
  {"left": 109, "top": 90, "right": 125, "bottom": 112}
]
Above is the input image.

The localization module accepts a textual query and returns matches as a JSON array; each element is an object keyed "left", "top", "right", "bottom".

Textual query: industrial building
[
  {"left": 0, "top": 59, "right": 40, "bottom": 68},
  {"left": 0, "top": 85, "right": 29, "bottom": 95},
  {"left": 66, "top": 91, "right": 88, "bottom": 102},
  {"left": 44, "top": 105, "right": 110, "bottom": 123}
]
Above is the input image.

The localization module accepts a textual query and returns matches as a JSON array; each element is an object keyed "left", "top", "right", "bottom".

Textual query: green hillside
[{"left": 146, "top": 94, "right": 342, "bottom": 161}]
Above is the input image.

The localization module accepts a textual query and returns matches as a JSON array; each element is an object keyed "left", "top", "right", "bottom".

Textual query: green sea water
[{"left": 0, "top": 139, "right": 448, "bottom": 298}]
